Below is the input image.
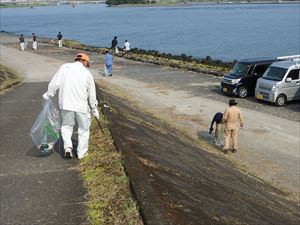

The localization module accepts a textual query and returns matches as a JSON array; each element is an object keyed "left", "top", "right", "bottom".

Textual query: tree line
[
  {"left": 106, "top": 0, "right": 148, "bottom": 6},
  {"left": 105, "top": 0, "right": 299, "bottom": 6}
]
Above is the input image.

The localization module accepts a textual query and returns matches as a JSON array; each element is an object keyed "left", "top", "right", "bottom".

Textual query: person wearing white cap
[
  {"left": 43, "top": 53, "right": 99, "bottom": 159},
  {"left": 124, "top": 40, "right": 130, "bottom": 56}
]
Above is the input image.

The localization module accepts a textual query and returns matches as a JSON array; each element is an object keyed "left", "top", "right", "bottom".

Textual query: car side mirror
[{"left": 286, "top": 77, "right": 292, "bottom": 83}]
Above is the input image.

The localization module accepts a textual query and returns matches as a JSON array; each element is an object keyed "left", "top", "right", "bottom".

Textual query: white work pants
[
  {"left": 20, "top": 43, "right": 25, "bottom": 51},
  {"left": 32, "top": 41, "right": 37, "bottom": 50},
  {"left": 61, "top": 110, "right": 91, "bottom": 158},
  {"left": 58, "top": 40, "right": 63, "bottom": 48}
]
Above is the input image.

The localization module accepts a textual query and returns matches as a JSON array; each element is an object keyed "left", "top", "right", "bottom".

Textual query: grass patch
[
  {"left": 63, "top": 39, "right": 88, "bottom": 49},
  {"left": 0, "top": 65, "right": 22, "bottom": 94},
  {"left": 77, "top": 114, "right": 143, "bottom": 225}
]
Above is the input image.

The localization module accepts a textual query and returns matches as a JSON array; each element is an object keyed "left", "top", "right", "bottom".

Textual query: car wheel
[
  {"left": 237, "top": 87, "right": 248, "bottom": 98},
  {"left": 275, "top": 94, "right": 286, "bottom": 107}
]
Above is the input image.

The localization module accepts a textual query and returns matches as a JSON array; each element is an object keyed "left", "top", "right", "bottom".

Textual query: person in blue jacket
[
  {"left": 104, "top": 51, "right": 113, "bottom": 76},
  {"left": 209, "top": 112, "right": 224, "bottom": 145}
]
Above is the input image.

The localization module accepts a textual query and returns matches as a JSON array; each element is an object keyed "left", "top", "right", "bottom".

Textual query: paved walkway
[{"left": 0, "top": 38, "right": 87, "bottom": 225}]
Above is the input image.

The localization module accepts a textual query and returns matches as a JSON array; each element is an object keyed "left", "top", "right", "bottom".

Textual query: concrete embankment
[{"left": 98, "top": 88, "right": 300, "bottom": 225}]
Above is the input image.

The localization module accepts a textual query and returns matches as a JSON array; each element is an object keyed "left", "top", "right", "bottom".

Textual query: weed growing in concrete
[{"left": 77, "top": 115, "right": 143, "bottom": 225}]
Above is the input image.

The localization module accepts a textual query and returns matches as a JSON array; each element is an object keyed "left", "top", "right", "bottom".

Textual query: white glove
[
  {"left": 42, "top": 92, "right": 49, "bottom": 100},
  {"left": 92, "top": 108, "right": 99, "bottom": 120}
]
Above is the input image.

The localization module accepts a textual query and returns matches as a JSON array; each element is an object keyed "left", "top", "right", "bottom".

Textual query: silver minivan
[{"left": 255, "top": 59, "right": 300, "bottom": 106}]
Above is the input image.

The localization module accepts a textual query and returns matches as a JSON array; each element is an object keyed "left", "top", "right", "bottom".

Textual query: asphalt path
[{"left": 0, "top": 37, "right": 87, "bottom": 225}]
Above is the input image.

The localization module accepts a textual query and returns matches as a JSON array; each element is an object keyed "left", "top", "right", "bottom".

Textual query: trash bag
[
  {"left": 103, "top": 65, "right": 109, "bottom": 76},
  {"left": 115, "top": 46, "right": 119, "bottom": 54},
  {"left": 213, "top": 126, "right": 224, "bottom": 147},
  {"left": 209, "top": 125, "right": 224, "bottom": 147},
  {"left": 30, "top": 98, "right": 61, "bottom": 152}
]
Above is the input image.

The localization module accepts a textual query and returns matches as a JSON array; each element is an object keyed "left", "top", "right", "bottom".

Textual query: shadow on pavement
[
  {"left": 53, "top": 137, "right": 79, "bottom": 159},
  {"left": 26, "top": 146, "right": 53, "bottom": 158},
  {"left": 26, "top": 137, "right": 79, "bottom": 159}
]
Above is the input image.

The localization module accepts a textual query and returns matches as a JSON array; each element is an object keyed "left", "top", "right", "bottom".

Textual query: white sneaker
[
  {"left": 78, "top": 152, "right": 88, "bottom": 160},
  {"left": 65, "top": 147, "right": 73, "bottom": 159}
]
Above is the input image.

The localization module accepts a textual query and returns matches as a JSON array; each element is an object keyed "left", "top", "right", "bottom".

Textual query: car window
[
  {"left": 231, "top": 63, "right": 250, "bottom": 78},
  {"left": 262, "top": 66, "right": 288, "bottom": 81},
  {"left": 253, "top": 65, "right": 269, "bottom": 76},
  {"left": 287, "top": 69, "right": 300, "bottom": 80}
]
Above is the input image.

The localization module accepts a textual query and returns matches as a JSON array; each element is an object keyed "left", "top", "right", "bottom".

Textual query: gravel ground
[{"left": 117, "top": 60, "right": 300, "bottom": 122}]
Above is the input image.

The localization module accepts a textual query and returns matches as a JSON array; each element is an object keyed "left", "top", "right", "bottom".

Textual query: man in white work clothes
[
  {"left": 43, "top": 53, "right": 99, "bottom": 159},
  {"left": 124, "top": 40, "right": 130, "bottom": 56}
]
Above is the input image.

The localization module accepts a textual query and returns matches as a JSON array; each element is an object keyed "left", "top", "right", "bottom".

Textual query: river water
[{"left": 1, "top": 3, "right": 299, "bottom": 61}]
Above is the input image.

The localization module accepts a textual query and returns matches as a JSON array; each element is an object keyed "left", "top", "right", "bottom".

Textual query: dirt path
[{"left": 1, "top": 32, "right": 299, "bottom": 224}]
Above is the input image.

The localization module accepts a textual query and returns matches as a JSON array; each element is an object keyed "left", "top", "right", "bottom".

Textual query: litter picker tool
[
  {"left": 95, "top": 116, "right": 104, "bottom": 134},
  {"left": 94, "top": 102, "right": 110, "bottom": 134}
]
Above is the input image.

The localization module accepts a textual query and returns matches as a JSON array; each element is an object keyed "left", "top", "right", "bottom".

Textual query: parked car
[
  {"left": 220, "top": 58, "right": 276, "bottom": 98},
  {"left": 255, "top": 58, "right": 300, "bottom": 106},
  {"left": 220, "top": 55, "right": 300, "bottom": 98}
]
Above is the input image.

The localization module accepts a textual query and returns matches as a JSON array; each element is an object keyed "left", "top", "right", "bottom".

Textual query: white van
[{"left": 255, "top": 59, "right": 300, "bottom": 106}]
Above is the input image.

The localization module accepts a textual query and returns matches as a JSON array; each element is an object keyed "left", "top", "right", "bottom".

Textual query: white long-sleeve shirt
[
  {"left": 124, "top": 41, "right": 130, "bottom": 51},
  {"left": 46, "top": 61, "right": 98, "bottom": 114}
]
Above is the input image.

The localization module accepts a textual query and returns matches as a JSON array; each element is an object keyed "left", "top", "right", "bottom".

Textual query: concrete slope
[
  {"left": 100, "top": 89, "right": 300, "bottom": 225},
  {"left": 96, "top": 74, "right": 300, "bottom": 196}
]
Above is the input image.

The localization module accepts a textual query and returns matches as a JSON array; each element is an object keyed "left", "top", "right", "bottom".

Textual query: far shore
[{"left": 1, "top": 0, "right": 300, "bottom": 8}]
